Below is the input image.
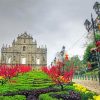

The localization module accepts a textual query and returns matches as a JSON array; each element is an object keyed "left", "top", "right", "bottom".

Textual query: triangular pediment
[{"left": 18, "top": 32, "right": 33, "bottom": 39}]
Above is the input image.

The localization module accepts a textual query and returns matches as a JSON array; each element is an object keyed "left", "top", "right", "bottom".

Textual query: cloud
[{"left": 0, "top": 0, "right": 97, "bottom": 65}]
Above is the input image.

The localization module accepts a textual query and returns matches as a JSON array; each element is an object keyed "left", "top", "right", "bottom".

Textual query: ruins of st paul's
[{"left": 1, "top": 32, "right": 47, "bottom": 68}]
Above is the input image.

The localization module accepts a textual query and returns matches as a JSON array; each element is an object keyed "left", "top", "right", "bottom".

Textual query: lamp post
[
  {"left": 93, "top": 2, "right": 100, "bottom": 16},
  {"left": 84, "top": 1, "right": 100, "bottom": 85},
  {"left": 84, "top": 14, "right": 96, "bottom": 43},
  {"left": 93, "top": 2, "right": 100, "bottom": 32}
]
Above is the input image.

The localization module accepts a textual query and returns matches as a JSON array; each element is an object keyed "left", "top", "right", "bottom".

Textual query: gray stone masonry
[{"left": 1, "top": 32, "right": 47, "bottom": 68}]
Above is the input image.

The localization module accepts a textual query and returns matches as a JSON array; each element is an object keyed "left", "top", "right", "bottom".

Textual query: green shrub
[
  {"left": 65, "top": 85, "right": 76, "bottom": 91},
  {"left": 80, "top": 92, "right": 95, "bottom": 100},
  {"left": 0, "top": 71, "right": 52, "bottom": 94},
  {"left": 39, "top": 94, "right": 57, "bottom": 100},
  {"left": 0, "top": 95, "right": 26, "bottom": 100}
]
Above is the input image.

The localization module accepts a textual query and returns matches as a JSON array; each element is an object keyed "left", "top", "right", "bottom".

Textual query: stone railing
[{"left": 74, "top": 74, "right": 99, "bottom": 81}]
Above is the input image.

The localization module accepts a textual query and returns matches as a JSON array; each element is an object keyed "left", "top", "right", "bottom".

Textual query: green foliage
[
  {"left": 80, "top": 91, "right": 95, "bottom": 100},
  {"left": 39, "top": 85, "right": 96, "bottom": 100},
  {"left": 83, "top": 33, "right": 100, "bottom": 64},
  {"left": 0, "top": 71, "right": 53, "bottom": 94},
  {"left": 95, "top": 33, "right": 100, "bottom": 41},
  {"left": 0, "top": 95, "right": 26, "bottom": 100},
  {"left": 71, "top": 55, "right": 84, "bottom": 71},
  {"left": 65, "top": 60, "right": 71, "bottom": 66},
  {"left": 65, "top": 85, "right": 76, "bottom": 91},
  {"left": 83, "top": 43, "right": 95, "bottom": 63},
  {"left": 0, "top": 70, "right": 97, "bottom": 100},
  {"left": 0, "top": 79, "right": 7, "bottom": 85},
  {"left": 70, "top": 55, "right": 81, "bottom": 66},
  {"left": 39, "top": 94, "right": 57, "bottom": 100},
  {"left": 83, "top": 68, "right": 99, "bottom": 76}
]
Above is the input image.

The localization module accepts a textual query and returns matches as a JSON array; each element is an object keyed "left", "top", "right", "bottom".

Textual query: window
[
  {"left": 23, "top": 46, "right": 26, "bottom": 51},
  {"left": 37, "top": 58, "right": 40, "bottom": 65},
  {"left": 32, "top": 56, "right": 34, "bottom": 61},
  {"left": 8, "top": 57, "right": 11, "bottom": 64},
  {"left": 43, "top": 56, "right": 45, "bottom": 61},
  {"left": 21, "top": 58, "right": 26, "bottom": 64}
]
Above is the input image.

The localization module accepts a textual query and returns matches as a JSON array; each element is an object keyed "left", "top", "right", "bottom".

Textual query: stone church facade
[{"left": 1, "top": 32, "right": 47, "bottom": 68}]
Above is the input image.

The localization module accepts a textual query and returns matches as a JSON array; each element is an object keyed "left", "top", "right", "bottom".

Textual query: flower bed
[
  {"left": 38, "top": 83, "right": 99, "bottom": 100},
  {"left": 0, "top": 70, "right": 99, "bottom": 100},
  {"left": 73, "top": 83, "right": 96, "bottom": 100}
]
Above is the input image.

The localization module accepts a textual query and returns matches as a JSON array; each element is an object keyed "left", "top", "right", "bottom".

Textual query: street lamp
[
  {"left": 93, "top": 2, "right": 100, "bottom": 16},
  {"left": 84, "top": 19, "right": 91, "bottom": 32},
  {"left": 93, "top": 2, "right": 100, "bottom": 32},
  {"left": 84, "top": 14, "right": 97, "bottom": 43}
]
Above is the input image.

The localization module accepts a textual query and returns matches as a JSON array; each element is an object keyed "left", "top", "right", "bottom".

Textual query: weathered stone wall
[{"left": 1, "top": 32, "right": 47, "bottom": 67}]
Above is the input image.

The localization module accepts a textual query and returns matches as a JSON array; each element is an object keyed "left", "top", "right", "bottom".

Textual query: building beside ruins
[{"left": 1, "top": 32, "right": 47, "bottom": 68}]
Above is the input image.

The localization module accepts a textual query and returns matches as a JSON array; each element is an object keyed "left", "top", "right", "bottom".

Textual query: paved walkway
[{"left": 72, "top": 79, "right": 100, "bottom": 94}]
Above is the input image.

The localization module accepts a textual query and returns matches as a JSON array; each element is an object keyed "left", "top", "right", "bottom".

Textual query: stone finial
[
  {"left": 35, "top": 40, "right": 37, "bottom": 44},
  {"left": 1, "top": 44, "right": 4, "bottom": 51},
  {"left": 17, "top": 34, "right": 20, "bottom": 39},
  {"left": 12, "top": 39, "right": 15, "bottom": 45},
  {"left": 2, "top": 44, "right": 4, "bottom": 47},
  {"left": 24, "top": 31, "right": 27, "bottom": 35},
  {"left": 31, "top": 35, "right": 33, "bottom": 39},
  {"left": 45, "top": 45, "right": 47, "bottom": 48},
  {"left": 6, "top": 44, "right": 7, "bottom": 48}
]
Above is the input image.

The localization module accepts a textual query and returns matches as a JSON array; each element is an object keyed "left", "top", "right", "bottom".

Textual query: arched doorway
[
  {"left": 36, "top": 58, "right": 40, "bottom": 65},
  {"left": 8, "top": 57, "right": 11, "bottom": 64}
]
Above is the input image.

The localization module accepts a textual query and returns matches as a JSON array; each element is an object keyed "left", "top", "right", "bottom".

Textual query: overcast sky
[{"left": 0, "top": 0, "right": 98, "bottom": 65}]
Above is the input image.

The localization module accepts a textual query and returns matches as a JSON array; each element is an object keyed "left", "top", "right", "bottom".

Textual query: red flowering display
[
  {"left": 18, "top": 65, "right": 32, "bottom": 74},
  {"left": 0, "top": 65, "right": 32, "bottom": 81},
  {"left": 41, "top": 65, "right": 74, "bottom": 84},
  {"left": 96, "top": 40, "right": 100, "bottom": 47},
  {"left": 41, "top": 51, "right": 77, "bottom": 91}
]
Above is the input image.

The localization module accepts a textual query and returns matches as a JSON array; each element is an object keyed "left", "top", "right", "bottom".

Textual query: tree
[
  {"left": 0, "top": 65, "right": 32, "bottom": 85},
  {"left": 95, "top": 33, "right": 100, "bottom": 41},
  {"left": 70, "top": 55, "right": 84, "bottom": 74},
  {"left": 83, "top": 33, "right": 100, "bottom": 71},
  {"left": 41, "top": 64, "right": 74, "bottom": 90},
  {"left": 70, "top": 55, "right": 81, "bottom": 67},
  {"left": 83, "top": 33, "right": 100, "bottom": 63},
  {"left": 83, "top": 43, "right": 95, "bottom": 64}
]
